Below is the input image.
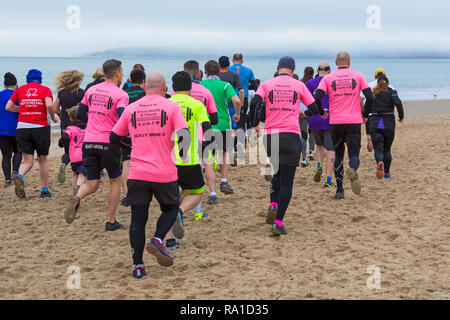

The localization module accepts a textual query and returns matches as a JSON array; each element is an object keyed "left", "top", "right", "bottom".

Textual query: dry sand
[{"left": 0, "top": 100, "right": 449, "bottom": 300}]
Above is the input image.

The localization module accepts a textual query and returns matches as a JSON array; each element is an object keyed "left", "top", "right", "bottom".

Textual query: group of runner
[{"left": 0, "top": 51, "right": 404, "bottom": 277}]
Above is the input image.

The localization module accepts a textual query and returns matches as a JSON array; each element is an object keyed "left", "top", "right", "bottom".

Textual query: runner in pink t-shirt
[
  {"left": 64, "top": 59, "right": 128, "bottom": 232},
  {"left": 248, "top": 57, "right": 322, "bottom": 237},
  {"left": 111, "top": 71, "right": 189, "bottom": 278},
  {"left": 314, "top": 51, "right": 374, "bottom": 200}
]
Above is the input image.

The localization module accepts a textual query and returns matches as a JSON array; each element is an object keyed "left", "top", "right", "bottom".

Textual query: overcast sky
[{"left": 1, "top": 0, "right": 449, "bottom": 57}]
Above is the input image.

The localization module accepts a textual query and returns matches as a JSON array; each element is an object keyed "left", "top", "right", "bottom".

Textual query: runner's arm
[
  {"left": 239, "top": 89, "right": 245, "bottom": 106},
  {"left": 58, "top": 133, "right": 70, "bottom": 149},
  {"left": 77, "top": 103, "right": 89, "bottom": 123},
  {"left": 46, "top": 97, "right": 57, "bottom": 122},
  {"left": 248, "top": 94, "right": 262, "bottom": 127},
  {"left": 361, "top": 88, "right": 374, "bottom": 118},
  {"left": 176, "top": 128, "right": 191, "bottom": 161},
  {"left": 110, "top": 131, "right": 132, "bottom": 149},
  {"left": 201, "top": 122, "right": 213, "bottom": 144},
  {"left": 208, "top": 112, "right": 218, "bottom": 125},
  {"left": 391, "top": 90, "right": 404, "bottom": 120},
  {"left": 5, "top": 100, "right": 19, "bottom": 112},
  {"left": 303, "top": 102, "right": 321, "bottom": 117},
  {"left": 231, "top": 95, "right": 241, "bottom": 116},
  {"left": 53, "top": 96, "right": 61, "bottom": 115}
]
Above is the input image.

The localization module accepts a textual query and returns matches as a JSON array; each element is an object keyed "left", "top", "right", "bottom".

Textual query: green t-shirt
[
  {"left": 200, "top": 78, "right": 237, "bottom": 131},
  {"left": 170, "top": 94, "right": 210, "bottom": 166}
]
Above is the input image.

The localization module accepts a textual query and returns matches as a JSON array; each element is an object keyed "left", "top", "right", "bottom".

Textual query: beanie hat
[
  {"left": 172, "top": 71, "right": 192, "bottom": 92},
  {"left": 277, "top": 56, "right": 296, "bottom": 70},
  {"left": 26, "top": 69, "right": 42, "bottom": 84}
]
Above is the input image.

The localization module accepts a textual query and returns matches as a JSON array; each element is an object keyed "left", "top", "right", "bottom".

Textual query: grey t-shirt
[{"left": 219, "top": 70, "right": 243, "bottom": 91}]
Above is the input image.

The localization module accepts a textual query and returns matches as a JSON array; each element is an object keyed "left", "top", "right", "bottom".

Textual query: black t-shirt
[
  {"left": 219, "top": 70, "right": 243, "bottom": 91},
  {"left": 58, "top": 88, "right": 85, "bottom": 129},
  {"left": 85, "top": 79, "right": 105, "bottom": 92},
  {"left": 124, "top": 85, "right": 145, "bottom": 104}
]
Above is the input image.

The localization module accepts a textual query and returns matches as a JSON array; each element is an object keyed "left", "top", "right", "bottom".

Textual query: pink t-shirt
[
  {"left": 256, "top": 75, "right": 315, "bottom": 135},
  {"left": 81, "top": 81, "right": 129, "bottom": 143},
  {"left": 190, "top": 82, "right": 217, "bottom": 114},
  {"left": 64, "top": 126, "right": 85, "bottom": 163},
  {"left": 317, "top": 68, "right": 370, "bottom": 124},
  {"left": 112, "top": 94, "right": 188, "bottom": 183}
]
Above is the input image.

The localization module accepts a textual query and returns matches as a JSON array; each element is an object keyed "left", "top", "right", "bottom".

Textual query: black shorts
[
  {"left": 127, "top": 179, "right": 180, "bottom": 208},
  {"left": 70, "top": 162, "right": 87, "bottom": 175},
  {"left": 121, "top": 145, "right": 131, "bottom": 161},
  {"left": 177, "top": 165, "right": 205, "bottom": 191},
  {"left": 311, "top": 130, "right": 334, "bottom": 151},
  {"left": 82, "top": 142, "right": 122, "bottom": 180},
  {"left": 204, "top": 130, "right": 233, "bottom": 153},
  {"left": 264, "top": 132, "right": 301, "bottom": 167},
  {"left": 16, "top": 127, "right": 51, "bottom": 156}
]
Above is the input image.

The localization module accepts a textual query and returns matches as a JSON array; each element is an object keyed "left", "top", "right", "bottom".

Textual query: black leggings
[
  {"left": 372, "top": 128, "right": 395, "bottom": 174},
  {"left": 0, "top": 136, "right": 22, "bottom": 181},
  {"left": 270, "top": 164, "right": 297, "bottom": 222},
  {"left": 129, "top": 203, "right": 178, "bottom": 265},
  {"left": 331, "top": 124, "right": 361, "bottom": 191},
  {"left": 60, "top": 129, "right": 70, "bottom": 165}
]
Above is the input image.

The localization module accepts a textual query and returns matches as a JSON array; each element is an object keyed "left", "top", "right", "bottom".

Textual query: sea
[{"left": 1, "top": 56, "right": 450, "bottom": 102}]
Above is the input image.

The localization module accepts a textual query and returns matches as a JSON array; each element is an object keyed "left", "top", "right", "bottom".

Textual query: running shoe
[
  {"left": 57, "top": 163, "right": 66, "bottom": 183},
  {"left": 105, "top": 221, "right": 125, "bottom": 231},
  {"left": 266, "top": 205, "right": 277, "bottom": 225},
  {"left": 271, "top": 223, "right": 288, "bottom": 236},
  {"left": 64, "top": 197, "right": 80, "bottom": 224},
  {"left": 193, "top": 211, "right": 210, "bottom": 221},
  {"left": 12, "top": 173, "right": 25, "bottom": 198},
  {"left": 335, "top": 189, "right": 345, "bottom": 200},
  {"left": 132, "top": 264, "right": 147, "bottom": 279},
  {"left": 220, "top": 182, "right": 234, "bottom": 194},
  {"left": 301, "top": 158, "right": 309, "bottom": 168},
  {"left": 120, "top": 195, "right": 130, "bottom": 207},
  {"left": 4, "top": 180, "right": 12, "bottom": 188},
  {"left": 346, "top": 168, "right": 361, "bottom": 195},
  {"left": 323, "top": 182, "right": 337, "bottom": 188},
  {"left": 313, "top": 166, "right": 323, "bottom": 183},
  {"left": 264, "top": 164, "right": 272, "bottom": 182},
  {"left": 165, "top": 239, "right": 179, "bottom": 251},
  {"left": 172, "top": 209, "right": 185, "bottom": 239},
  {"left": 207, "top": 195, "right": 218, "bottom": 205},
  {"left": 40, "top": 190, "right": 52, "bottom": 199},
  {"left": 384, "top": 173, "right": 392, "bottom": 179},
  {"left": 376, "top": 162, "right": 384, "bottom": 180},
  {"left": 308, "top": 151, "right": 315, "bottom": 161},
  {"left": 146, "top": 238, "right": 174, "bottom": 267}
]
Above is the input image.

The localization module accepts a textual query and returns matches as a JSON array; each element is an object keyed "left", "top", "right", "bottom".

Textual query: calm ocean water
[{"left": 1, "top": 56, "right": 450, "bottom": 102}]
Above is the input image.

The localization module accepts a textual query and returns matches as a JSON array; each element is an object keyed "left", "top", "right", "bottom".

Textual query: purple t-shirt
[{"left": 305, "top": 77, "right": 330, "bottom": 130}]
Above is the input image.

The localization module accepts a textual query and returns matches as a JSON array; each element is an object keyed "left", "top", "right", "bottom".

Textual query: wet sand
[{"left": 0, "top": 100, "right": 449, "bottom": 300}]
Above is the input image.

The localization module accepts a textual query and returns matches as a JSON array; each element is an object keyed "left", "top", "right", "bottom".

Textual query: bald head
[
  {"left": 145, "top": 71, "right": 167, "bottom": 96},
  {"left": 336, "top": 51, "right": 351, "bottom": 68},
  {"left": 318, "top": 61, "right": 331, "bottom": 76}
]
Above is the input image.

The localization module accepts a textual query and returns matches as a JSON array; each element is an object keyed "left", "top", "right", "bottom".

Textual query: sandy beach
[{"left": 0, "top": 99, "right": 449, "bottom": 300}]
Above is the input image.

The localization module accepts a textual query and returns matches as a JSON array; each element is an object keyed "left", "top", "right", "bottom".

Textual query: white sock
[
  {"left": 154, "top": 237, "right": 162, "bottom": 244},
  {"left": 210, "top": 191, "right": 216, "bottom": 197},
  {"left": 193, "top": 201, "right": 202, "bottom": 214},
  {"left": 221, "top": 178, "right": 227, "bottom": 183}
]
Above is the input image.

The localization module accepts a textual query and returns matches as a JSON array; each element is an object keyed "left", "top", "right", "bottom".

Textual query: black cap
[
  {"left": 277, "top": 56, "right": 296, "bottom": 70},
  {"left": 172, "top": 71, "right": 192, "bottom": 92},
  {"left": 218, "top": 56, "right": 230, "bottom": 68},
  {"left": 4, "top": 72, "right": 17, "bottom": 87}
]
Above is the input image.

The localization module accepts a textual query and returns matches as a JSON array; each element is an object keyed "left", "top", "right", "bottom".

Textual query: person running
[
  {"left": 110, "top": 71, "right": 189, "bottom": 279},
  {"left": 85, "top": 68, "right": 105, "bottom": 91},
  {"left": 0, "top": 73, "right": 21, "bottom": 188},
  {"left": 361, "top": 68, "right": 396, "bottom": 152},
  {"left": 229, "top": 53, "right": 257, "bottom": 150},
  {"left": 183, "top": 60, "right": 218, "bottom": 213},
  {"left": 299, "top": 66, "right": 316, "bottom": 167},
  {"left": 314, "top": 51, "right": 374, "bottom": 200},
  {"left": 201, "top": 60, "right": 241, "bottom": 200},
  {"left": 120, "top": 68, "right": 147, "bottom": 207},
  {"left": 164, "top": 71, "right": 213, "bottom": 250},
  {"left": 58, "top": 106, "right": 87, "bottom": 195},
  {"left": 364, "top": 76, "right": 404, "bottom": 179},
  {"left": 53, "top": 70, "right": 85, "bottom": 183},
  {"left": 6, "top": 69, "right": 57, "bottom": 199},
  {"left": 64, "top": 59, "right": 129, "bottom": 231},
  {"left": 304, "top": 62, "right": 336, "bottom": 188},
  {"left": 248, "top": 57, "right": 323, "bottom": 236},
  {"left": 122, "top": 64, "right": 145, "bottom": 90}
]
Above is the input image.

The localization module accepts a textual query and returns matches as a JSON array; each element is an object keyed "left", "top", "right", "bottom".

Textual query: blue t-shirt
[
  {"left": 229, "top": 64, "right": 255, "bottom": 98},
  {"left": 0, "top": 89, "right": 19, "bottom": 136}
]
